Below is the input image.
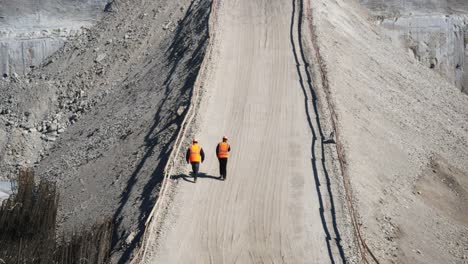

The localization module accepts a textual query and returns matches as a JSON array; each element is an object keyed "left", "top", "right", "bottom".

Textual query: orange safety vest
[
  {"left": 189, "top": 144, "right": 201, "bottom": 162},
  {"left": 217, "top": 142, "right": 230, "bottom": 158}
]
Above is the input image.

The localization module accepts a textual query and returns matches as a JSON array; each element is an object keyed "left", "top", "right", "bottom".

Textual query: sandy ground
[
  {"left": 308, "top": 0, "right": 468, "bottom": 263},
  {"left": 138, "top": 0, "right": 352, "bottom": 263}
]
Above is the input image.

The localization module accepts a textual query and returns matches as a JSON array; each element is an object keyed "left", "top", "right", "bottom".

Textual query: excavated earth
[
  {"left": 0, "top": 0, "right": 212, "bottom": 262},
  {"left": 1, "top": 0, "right": 467, "bottom": 263},
  {"left": 360, "top": 0, "right": 468, "bottom": 93},
  {"left": 0, "top": 0, "right": 108, "bottom": 75},
  {"left": 138, "top": 0, "right": 468, "bottom": 263},
  {"left": 310, "top": 0, "right": 468, "bottom": 263}
]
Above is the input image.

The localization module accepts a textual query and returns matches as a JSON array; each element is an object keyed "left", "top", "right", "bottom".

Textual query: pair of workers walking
[{"left": 185, "top": 136, "right": 231, "bottom": 183}]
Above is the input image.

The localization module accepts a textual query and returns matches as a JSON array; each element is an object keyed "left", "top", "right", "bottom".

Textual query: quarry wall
[
  {"left": 0, "top": 0, "right": 107, "bottom": 76},
  {"left": 360, "top": 0, "right": 468, "bottom": 93}
]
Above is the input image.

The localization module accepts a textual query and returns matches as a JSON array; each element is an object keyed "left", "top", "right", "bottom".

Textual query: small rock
[
  {"left": 104, "top": 1, "right": 116, "bottom": 12},
  {"left": 95, "top": 53, "right": 107, "bottom": 63},
  {"left": 41, "top": 135, "right": 56, "bottom": 142},
  {"left": 69, "top": 114, "right": 78, "bottom": 121},
  {"left": 20, "top": 123, "right": 33, "bottom": 129},
  {"left": 48, "top": 123, "right": 58, "bottom": 132},
  {"left": 125, "top": 231, "right": 136, "bottom": 245},
  {"left": 176, "top": 106, "right": 186, "bottom": 116},
  {"left": 163, "top": 21, "right": 171, "bottom": 30},
  {"left": 11, "top": 73, "right": 20, "bottom": 83},
  {"left": 96, "top": 68, "right": 104, "bottom": 75},
  {"left": 57, "top": 128, "right": 65, "bottom": 134},
  {"left": 46, "top": 58, "right": 55, "bottom": 65}
]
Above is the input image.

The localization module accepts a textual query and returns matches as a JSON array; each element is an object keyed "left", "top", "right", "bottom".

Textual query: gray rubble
[{"left": 0, "top": 0, "right": 212, "bottom": 262}]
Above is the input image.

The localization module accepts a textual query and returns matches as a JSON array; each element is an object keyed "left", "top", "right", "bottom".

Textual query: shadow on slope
[
  {"left": 0, "top": 0, "right": 214, "bottom": 261},
  {"left": 112, "top": 1, "right": 213, "bottom": 262}
]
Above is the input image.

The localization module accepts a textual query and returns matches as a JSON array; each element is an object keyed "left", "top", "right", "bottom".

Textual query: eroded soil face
[
  {"left": 416, "top": 157, "right": 468, "bottom": 226},
  {"left": 1, "top": 0, "right": 213, "bottom": 262},
  {"left": 0, "top": 0, "right": 108, "bottom": 75}
]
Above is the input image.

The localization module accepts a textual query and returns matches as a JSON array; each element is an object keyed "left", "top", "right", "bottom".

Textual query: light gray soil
[
  {"left": 139, "top": 0, "right": 352, "bottom": 263},
  {"left": 359, "top": 0, "right": 468, "bottom": 15},
  {"left": 309, "top": 0, "right": 468, "bottom": 263},
  {"left": 2, "top": 0, "right": 467, "bottom": 263}
]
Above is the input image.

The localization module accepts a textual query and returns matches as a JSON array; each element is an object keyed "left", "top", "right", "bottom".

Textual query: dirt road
[{"left": 140, "top": 0, "right": 345, "bottom": 263}]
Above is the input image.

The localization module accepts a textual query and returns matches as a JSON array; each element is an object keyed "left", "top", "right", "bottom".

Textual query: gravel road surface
[{"left": 140, "top": 0, "right": 345, "bottom": 263}]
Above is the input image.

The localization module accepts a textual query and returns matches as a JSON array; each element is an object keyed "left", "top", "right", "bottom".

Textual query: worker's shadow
[{"left": 172, "top": 172, "right": 222, "bottom": 183}]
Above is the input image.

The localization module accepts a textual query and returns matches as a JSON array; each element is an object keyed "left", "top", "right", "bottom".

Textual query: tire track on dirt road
[{"left": 139, "top": 0, "right": 347, "bottom": 263}]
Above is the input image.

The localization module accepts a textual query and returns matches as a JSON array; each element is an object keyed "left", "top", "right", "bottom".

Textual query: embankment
[
  {"left": 308, "top": 0, "right": 468, "bottom": 263},
  {"left": 1, "top": 0, "right": 213, "bottom": 262}
]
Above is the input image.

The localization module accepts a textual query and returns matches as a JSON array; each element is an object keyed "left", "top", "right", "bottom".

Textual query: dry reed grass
[{"left": 0, "top": 169, "right": 113, "bottom": 264}]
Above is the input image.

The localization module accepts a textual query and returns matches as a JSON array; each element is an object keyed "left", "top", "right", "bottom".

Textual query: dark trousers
[
  {"left": 218, "top": 158, "right": 228, "bottom": 178},
  {"left": 191, "top": 162, "right": 200, "bottom": 179}
]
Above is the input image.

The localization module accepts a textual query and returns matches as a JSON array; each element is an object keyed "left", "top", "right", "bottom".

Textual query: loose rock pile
[{"left": 1, "top": 0, "right": 212, "bottom": 262}]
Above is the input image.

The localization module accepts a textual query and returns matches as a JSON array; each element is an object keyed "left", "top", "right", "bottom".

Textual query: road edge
[
  {"left": 303, "top": 0, "right": 380, "bottom": 263},
  {"left": 130, "top": 0, "right": 221, "bottom": 262}
]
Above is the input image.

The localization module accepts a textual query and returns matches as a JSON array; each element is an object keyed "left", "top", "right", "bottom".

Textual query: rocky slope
[
  {"left": 309, "top": 0, "right": 468, "bottom": 263},
  {"left": 0, "top": 0, "right": 212, "bottom": 262}
]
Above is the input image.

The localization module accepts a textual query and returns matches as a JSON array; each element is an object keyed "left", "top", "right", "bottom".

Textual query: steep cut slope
[
  {"left": 1, "top": 0, "right": 212, "bottom": 262},
  {"left": 0, "top": 0, "right": 108, "bottom": 75},
  {"left": 359, "top": 0, "right": 468, "bottom": 93},
  {"left": 308, "top": 0, "right": 468, "bottom": 263},
  {"left": 360, "top": 0, "right": 468, "bottom": 14}
]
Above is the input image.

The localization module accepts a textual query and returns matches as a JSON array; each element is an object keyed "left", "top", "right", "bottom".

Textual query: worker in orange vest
[
  {"left": 216, "top": 135, "right": 231, "bottom": 180},
  {"left": 186, "top": 138, "right": 205, "bottom": 183}
]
